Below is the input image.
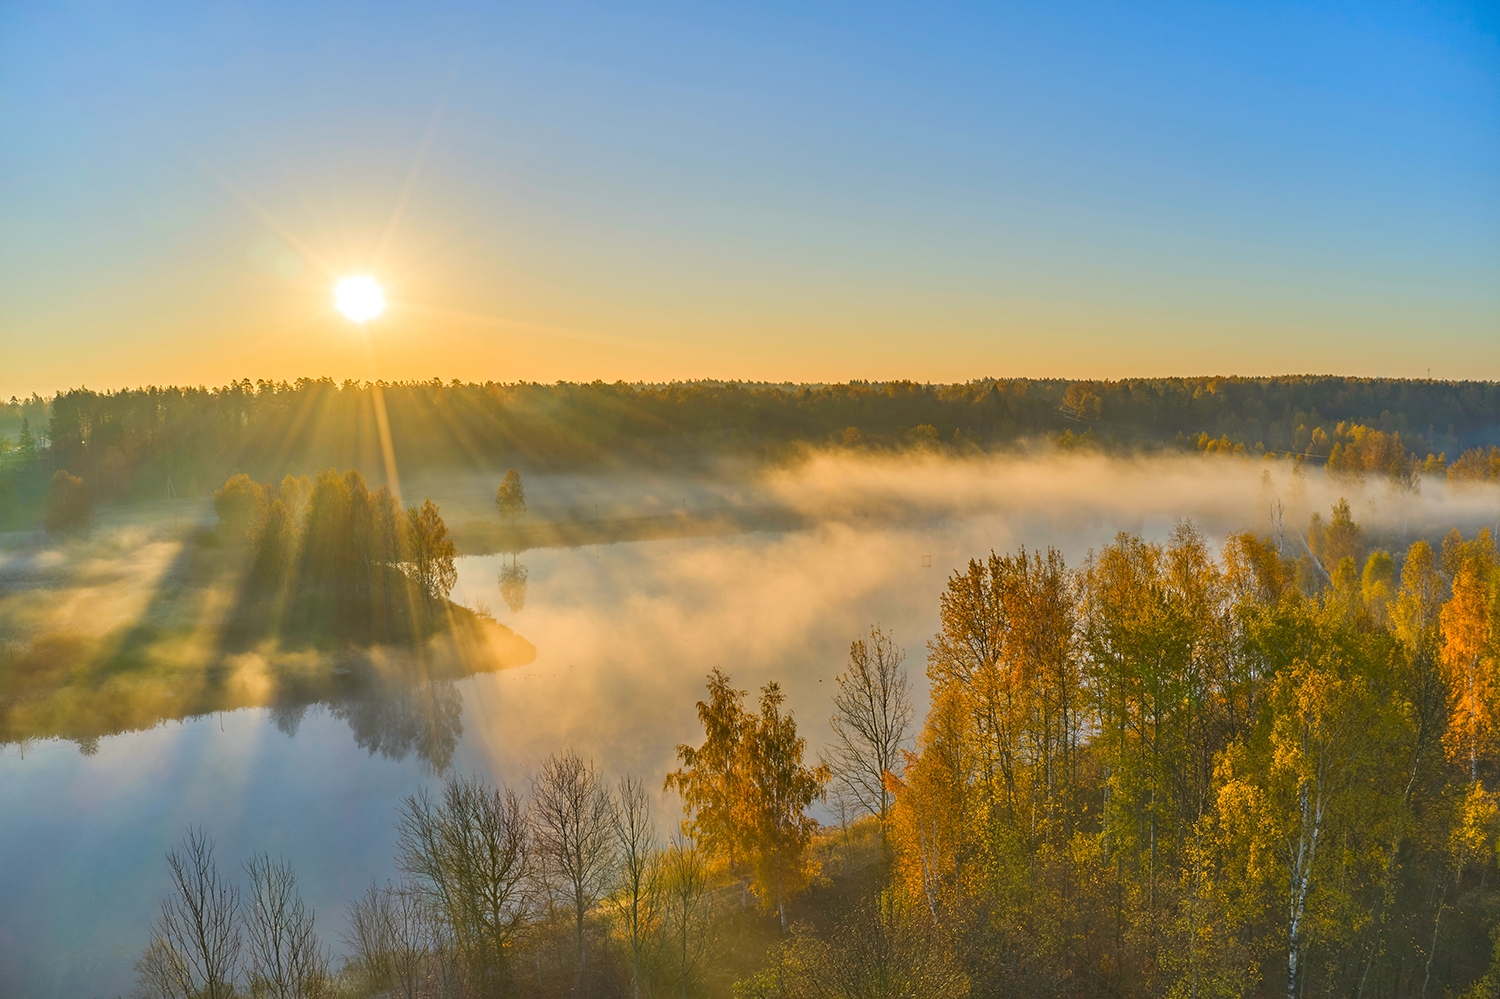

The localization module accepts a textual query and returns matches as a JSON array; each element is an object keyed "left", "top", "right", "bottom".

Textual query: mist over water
[{"left": 2, "top": 451, "right": 1496, "bottom": 998}]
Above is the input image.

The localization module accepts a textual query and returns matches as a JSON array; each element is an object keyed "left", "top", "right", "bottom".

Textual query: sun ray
[
  {"left": 389, "top": 300, "right": 645, "bottom": 348},
  {"left": 175, "top": 140, "right": 340, "bottom": 281},
  {"left": 371, "top": 71, "right": 458, "bottom": 274}
]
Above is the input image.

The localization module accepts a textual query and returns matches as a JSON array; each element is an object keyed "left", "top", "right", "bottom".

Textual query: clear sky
[{"left": 2, "top": 1, "right": 1497, "bottom": 398}]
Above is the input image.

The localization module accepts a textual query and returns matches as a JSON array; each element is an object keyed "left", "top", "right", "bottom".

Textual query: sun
[{"left": 334, "top": 276, "right": 386, "bottom": 323}]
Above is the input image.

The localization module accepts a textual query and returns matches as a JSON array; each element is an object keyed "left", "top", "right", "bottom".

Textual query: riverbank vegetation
[
  {"left": 0, "top": 468, "right": 533, "bottom": 751},
  {"left": 129, "top": 500, "right": 1500, "bottom": 998},
  {"left": 213, "top": 468, "right": 460, "bottom": 645}
]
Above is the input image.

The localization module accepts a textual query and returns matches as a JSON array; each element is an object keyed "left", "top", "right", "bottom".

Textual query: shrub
[{"left": 44, "top": 470, "right": 92, "bottom": 534}]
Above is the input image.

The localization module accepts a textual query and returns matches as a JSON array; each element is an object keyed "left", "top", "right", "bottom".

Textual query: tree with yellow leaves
[
  {"left": 665, "top": 669, "right": 750, "bottom": 878},
  {"left": 1440, "top": 530, "right": 1499, "bottom": 781},
  {"left": 667, "top": 672, "right": 827, "bottom": 930},
  {"left": 887, "top": 687, "right": 981, "bottom": 924}
]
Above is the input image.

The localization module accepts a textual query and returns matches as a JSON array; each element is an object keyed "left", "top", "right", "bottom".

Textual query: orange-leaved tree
[
  {"left": 1440, "top": 530, "right": 1499, "bottom": 782},
  {"left": 666, "top": 671, "right": 827, "bottom": 930}
]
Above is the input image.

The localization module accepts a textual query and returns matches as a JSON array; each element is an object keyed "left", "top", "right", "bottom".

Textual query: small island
[{"left": 0, "top": 468, "right": 534, "bottom": 750}]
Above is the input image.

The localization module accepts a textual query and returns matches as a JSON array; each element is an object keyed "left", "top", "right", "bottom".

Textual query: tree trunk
[{"left": 576, "top": 904, "right": 586, "bottom": 989}]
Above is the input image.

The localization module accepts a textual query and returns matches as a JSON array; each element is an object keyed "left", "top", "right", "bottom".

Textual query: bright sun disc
[{"left": 335, "top": 276, "right": 386, "bottom": 322}]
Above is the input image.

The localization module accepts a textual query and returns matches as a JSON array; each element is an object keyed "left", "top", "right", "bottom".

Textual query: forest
[
  {"left": 128, "top": 502, "right": 1500, "bottom": 999},
  {"left": 211, "top": 468, "right": 461, "bottom": 645},
  {"left": 4, "top": 376, "right": 1500, "bottom": 528}
]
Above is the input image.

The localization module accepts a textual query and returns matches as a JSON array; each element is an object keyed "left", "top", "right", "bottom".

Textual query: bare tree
[
  {"left": 823, "top": 627, "right": 914, "bottom": 833},
  {"left": 388, "top": 882, "right": 445, "bottom": 999},
  {"left": 531, "top": 751, "right": 617, "bottom": 989},
  {"left": 397, "top": 773, "right": 532, "bottom": 992},
  {"left": 830, "top": 783, "right": 857, "bottom": 877},
  {"left": 342, "top": 882, "right": 396, "bottom": 996},
  {"left": 612, "top": 776, "right": 663, "bottom": 999},
  {"left": 660, "top": 839, "right": 711, "bottom": 999},
  {"left": 136, "top": 827, "right": 242, "bottom": 999},
  {"left": 243, "top": 854, "right": 331, "bottom": 999},
  {"left": 343, "top": 880, "right": 443, "bottom": 999}
]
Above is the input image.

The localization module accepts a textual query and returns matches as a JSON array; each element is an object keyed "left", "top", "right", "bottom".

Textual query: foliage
[
  {"left": 406, "top": 499, "right": 458, "bottom": 605},
  {"left": 669, "top": 674, "right": 830, "bottom": 926},
  {"left": 495, "top": 469, "right": 526, "bottom": 526},
  {"left": 1308, "top": 497, "right": 1364, "bottom": 575},
  {"left": 1440, "top": 530, "right": 1499, "bottom": 780},
  {"left": 733, "top": 894, "right": 968, "bottom": 999},
  {"left": 43, "top": 468, "right": 91, "bottom": 533},
  {"left": 214, "top": 474, "right": 268, "bottom": 545},
  {"left": 666, "top": 670, "right": 753, "bottom": 875},
  {"left": 877, "top": 519, "right": 1500, "bottom": 999},
  {"left": 9, "top": 377, "right": 1500, "bottom": 521},
  {"left": 122, "top": 503, "right": 1500, "bottom": 999},
  {"left": 208, "top": 468, "right": 457, "bottom": 644}
]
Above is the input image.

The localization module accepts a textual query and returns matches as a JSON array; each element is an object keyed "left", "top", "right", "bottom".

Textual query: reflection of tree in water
[
  {"left": 270, "top": 702, "right": 309, "bottom": 737},
  {"left": 24, "top": 607, "right": 532, "bottom": 763},
  {"left": 499, "top": 556, "right": 528, "bottom": 613},
  {"left": 326, "top": 678, "right": 464, "bottom": 772}
]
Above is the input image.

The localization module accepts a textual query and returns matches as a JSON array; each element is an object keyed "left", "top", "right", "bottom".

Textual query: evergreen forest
[{"left": 5, "top": 376, "right": 1500, "bottom": 528}]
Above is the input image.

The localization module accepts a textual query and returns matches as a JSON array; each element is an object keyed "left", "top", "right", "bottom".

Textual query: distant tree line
[
  {"left": 2, "top": 376, "right": 1499, "bottom": 527},
  {"left": 213, "top": 469, "right": 457, "bottom": 643}
]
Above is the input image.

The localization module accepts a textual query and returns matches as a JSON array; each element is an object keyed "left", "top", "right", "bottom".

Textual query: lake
[{"left": 2, "top": 452, "right": 1490, "bottom": 998}]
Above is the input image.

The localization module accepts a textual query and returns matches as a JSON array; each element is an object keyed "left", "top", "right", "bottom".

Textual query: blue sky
[{"left": 2, "top": 1, "right": 1496, "bottom": 394}]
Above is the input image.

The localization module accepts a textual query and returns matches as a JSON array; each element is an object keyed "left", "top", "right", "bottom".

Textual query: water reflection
[
  {"left": 4, "top": 625, "right": 532, "bottom": 772},
  {"left": 498, "top": 556, "right": 528, "bottom": 612},
  {"left": 251, "top": 670, "right": 470, "bottom": 771},
  {"left": 328, "top": 676, "right": 464, "bottom": 771}
]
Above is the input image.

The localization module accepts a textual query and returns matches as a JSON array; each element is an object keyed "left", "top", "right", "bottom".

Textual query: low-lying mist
[
  {"left": 766, "top": 447, "right": 1499, "bottom": 542},
  {"left": 446, "top": 449, "right": 1500, "bottom": 790}
]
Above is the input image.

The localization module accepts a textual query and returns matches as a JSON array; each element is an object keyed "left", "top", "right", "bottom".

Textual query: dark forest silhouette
[{"left": 5, "top": 376, "right": 1500, "bottom": 527}]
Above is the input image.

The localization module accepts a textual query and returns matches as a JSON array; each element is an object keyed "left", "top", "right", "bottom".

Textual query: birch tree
[
  {"left": 661, "top": 839, "right": 711, "bottom": 999},
  {"left": 1440, "top": 536, "right": 1498, "bottom": 782},
  {"left": 396, "top": 774, "right": 531, "bottom": 992},
  {"left": 743, "top": 682, "right": 829, "bottom": 930},
  {"left": 611, "top": 775, "right": 662, "bottom": 999}
]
